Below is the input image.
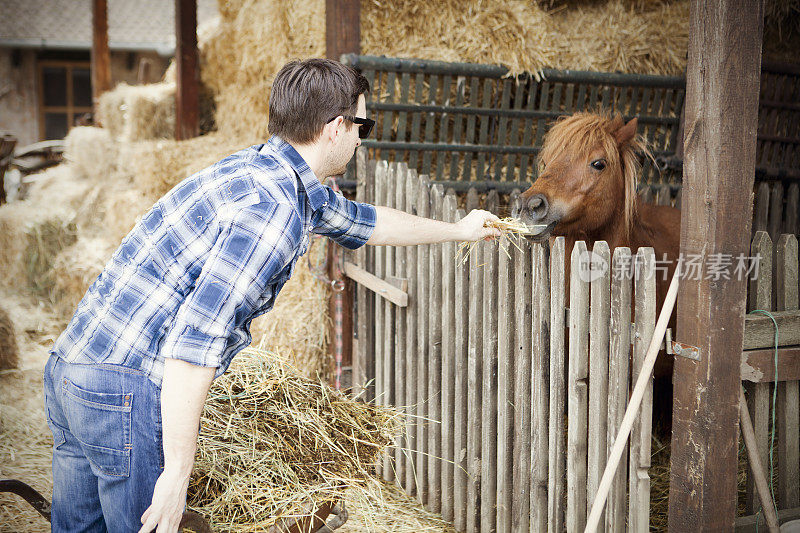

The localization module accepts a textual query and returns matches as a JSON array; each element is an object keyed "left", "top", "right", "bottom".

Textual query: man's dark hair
[{"left": 268, "top": 59, "right": 370, "bottom": 145}]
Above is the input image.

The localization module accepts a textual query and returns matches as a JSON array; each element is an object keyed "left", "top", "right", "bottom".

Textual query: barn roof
[{"left": 0, "top": 0, "right": 218, "bottom": 55}]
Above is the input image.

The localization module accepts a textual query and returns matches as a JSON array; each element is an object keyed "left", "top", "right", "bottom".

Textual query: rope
[{"left": 749, "top": 308, "right": 779, "bottom": 532}]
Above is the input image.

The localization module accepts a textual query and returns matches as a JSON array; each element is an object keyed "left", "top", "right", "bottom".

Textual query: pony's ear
[{"left": 614, "top": 117, "right": 638, "bottom": 146}]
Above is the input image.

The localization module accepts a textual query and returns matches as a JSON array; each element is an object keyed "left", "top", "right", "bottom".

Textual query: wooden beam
[
  {"left": 175, "top": 0, "right": 199, "bottom": 140},
  {"left": 91, "top": 0, "right": 111, "bottom": 108},
  {"left": 743, "top": 310, "right": 800, "bottom": 349},
  {"left": 668, "top": 0, "right": 764, "bottom": 530},
  {"left": 325, "top": 0, "right": 360, "bottom": 61},
  {"left": 342, "top": 261, "right": 408, "bottom": 307},
  {"left": 741, "top": 347, "right": 800, "bottom": 383}
]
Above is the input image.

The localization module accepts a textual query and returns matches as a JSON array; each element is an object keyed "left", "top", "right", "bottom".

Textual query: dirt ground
[{"left": 0, "top": 286, "right": 452, "bottom": 533}]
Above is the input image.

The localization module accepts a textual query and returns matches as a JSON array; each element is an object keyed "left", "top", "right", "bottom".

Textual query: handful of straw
[
  {"left": 187, "top": 349, "right": 403, "bottom": 532},
  {"left": 456, "top": 217, "right": 546, "bottom": 266}
]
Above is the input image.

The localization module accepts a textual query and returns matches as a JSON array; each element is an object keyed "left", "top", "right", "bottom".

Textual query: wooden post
[
  {"left": 91, "top": 0, "right": 111, "bottom": 109},
  {"left": 175, "top": 0, "right": 199, "bottom": 140},
  {"left": 326, "top": 0, "right": 360, "bottom": 61},
  {"left": 668, "top": 0, "right": 764, "bottom": 530},
  {"left": 326, "top": 0, "right": 360, "bottom": 390}
]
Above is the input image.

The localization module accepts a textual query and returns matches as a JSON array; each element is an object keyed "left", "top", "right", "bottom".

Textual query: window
[{"left": 38, "top": 61, "right": 93, "bottom": 140}]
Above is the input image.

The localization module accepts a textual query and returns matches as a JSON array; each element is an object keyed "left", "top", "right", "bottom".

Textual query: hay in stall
[
  {"left": 548, "top": 0, "right": 690, "bottom": 76},
  {"left": 187, "top": 349, "right": 403, "bottom": 532},
  {"left": 200, "top": 0, "right": 325, "bottom": 139},
  {"left": 0, "top": 306, "right": 19, "bottom": 371},
  {"left": 249, "top": 238, "right": 331, "bottom": 381}
]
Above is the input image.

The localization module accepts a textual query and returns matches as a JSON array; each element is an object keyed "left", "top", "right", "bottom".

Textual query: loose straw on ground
[
  {"left": 584, "top": 265, "right": 680, "bottom": 533},
  {"left": 187, "top": 349, "right": 404, "bottom": 532}
]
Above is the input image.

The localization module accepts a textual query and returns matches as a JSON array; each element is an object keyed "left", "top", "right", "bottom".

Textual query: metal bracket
[{"left": 671, "top": 341, "right": 701, "bottom": 361}]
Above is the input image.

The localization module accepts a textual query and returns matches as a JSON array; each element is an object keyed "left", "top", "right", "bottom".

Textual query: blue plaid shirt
[{"left": 51, "top": 136, "right": 376, "bottom": 387}]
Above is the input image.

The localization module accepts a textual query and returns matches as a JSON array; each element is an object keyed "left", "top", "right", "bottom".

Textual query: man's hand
[
  {"left": 137, "top": 467, "right": 190, "bottom": 533},
  {"left": 455, "top": 209, "right": 502, "bottom": 242}
]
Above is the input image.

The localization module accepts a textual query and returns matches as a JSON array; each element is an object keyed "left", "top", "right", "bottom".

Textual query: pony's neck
[{"left": 565, "top": 194, "right": 633, "bottom": 250}]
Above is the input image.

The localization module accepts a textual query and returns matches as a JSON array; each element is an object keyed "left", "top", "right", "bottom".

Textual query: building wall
[
  {"left": 0, "top": 48, "right": 170, "bottom": 144},
  {"left": 110, "top": 50, "right": 169, "bottom": 86},
  {"left": 0, "top": 49, "right": 40, "bottom": 146}
]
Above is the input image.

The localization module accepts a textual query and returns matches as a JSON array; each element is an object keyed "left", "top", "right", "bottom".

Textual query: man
[{"left": 43, "top": 58, "right": 500, "bottom": 532}]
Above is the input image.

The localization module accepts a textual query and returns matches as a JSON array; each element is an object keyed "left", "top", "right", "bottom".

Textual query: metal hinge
[{"left": 671, "top": 341, "right": 701, "bottom": 361}]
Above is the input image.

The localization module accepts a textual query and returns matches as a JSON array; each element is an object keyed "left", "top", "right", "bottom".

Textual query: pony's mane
[{"left": 540, "top": 112, "right": 649, "bottom": 240}]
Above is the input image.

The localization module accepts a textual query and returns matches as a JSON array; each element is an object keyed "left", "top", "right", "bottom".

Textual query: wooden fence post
[
  {"left": 588, "top": 241, "right": 611, "bottom": 522},
  {"left": 567, "top": 241, "right": 590, "bottom": 532},
  {"left": 496, "top": 233, "right": 515, "bottom": 533},
  {"left": 548, "top": 237, "right": 567, "bottom": 533},
  {"left": 629, "top": 247, "right": 656, "bottom": 531},
  {"left": 776, "top": 234, "right": 800, "bottom": 509},
  {"left": 606, "top": 247, "right": 632, "bottom": 533},
  {"left": 428, "top": 184, "right": 445, "bottom": 512},
  {"left": 404, "top": 169, "right": 420, "bottom": 494},
  {"left": 453, "top": 205, "right": 470, "bottom": 532},
  {"left": 441, "top": 192, "right": 458, "bottom": 521},
  {"left": 531, "top": 242, "right": 551, "bottom": 531}
]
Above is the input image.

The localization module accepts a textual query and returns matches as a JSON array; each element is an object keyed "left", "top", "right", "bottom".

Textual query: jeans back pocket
[{"left": 61, "top": 377, "right": 132, "bottom": 477}]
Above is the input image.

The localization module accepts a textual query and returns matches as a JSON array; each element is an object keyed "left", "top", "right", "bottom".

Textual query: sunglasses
[{"left": 328, "top": 115, "right": 375, "bottom": 139}]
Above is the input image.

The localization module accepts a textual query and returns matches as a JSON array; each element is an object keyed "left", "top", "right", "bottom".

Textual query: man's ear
[
  {"left": 322, "top": 117, "right": 340, "bottom": 143},
  {"left": 614, "top": 117, "right": 638, "bottom": 146}
]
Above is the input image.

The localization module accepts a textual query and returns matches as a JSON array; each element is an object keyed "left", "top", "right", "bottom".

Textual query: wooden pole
[
  {"left": 585, "top": 266, "right": 680, "bottom": 533},
  {"left": 325, "top": 0, "right": 360, "bottom": 388},
  {"left": 668, "top": 0, "right": 763, "bottom": 530},
  {"left": 739, "top": 388, "right": 781, "bottom": 533},
  {"left": 175, "top": 0, "right": 199, "bottom": 140},
  {"left": 91, "top": 0, "right": 111, "bottom": 110},
  {"left": 325, "top": 0, "right": 360, "bottom": 62}
]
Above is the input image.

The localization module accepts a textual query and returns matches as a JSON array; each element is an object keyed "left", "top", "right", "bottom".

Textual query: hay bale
[
  {"left": 0, "top": 202, "right": 34, "bottom": 286},
  {"left": 0, "top": 307, "right": 18, "bottom": 371},
  {"left": 187, "top": 349, "right": 402, "bottom": 532},
  {"left": 127, "top": 133, "right": 249, "bottom": 200},
  {"left": 97, "top": 82, "right": 175, "bottom": 142},
  {"left": 51, "top": 238, "right": 114, "bottom": 319},
  {"left": 64, "top": 126, "right": 118, "bottom": 182},
  {"left": 25, "top": 218, "right": 78, "bottom": 298},
  {"left": 100, "top": 187, "right": 153, "bottom": 245},
  {"left": 249, "top": 238, "right": 331, "bottom": 380}
]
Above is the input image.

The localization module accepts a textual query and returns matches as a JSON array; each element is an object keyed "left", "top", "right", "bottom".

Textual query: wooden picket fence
[
  {"left": 740, "top": 230, "right": 800, "bottom": 526},
  {"left": 348, "top": 154, "right": 659, "bottom": 532}
]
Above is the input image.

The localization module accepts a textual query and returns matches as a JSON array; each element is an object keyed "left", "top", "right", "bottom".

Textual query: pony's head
[{"left": 519, "top": 112, "right": 646, "bottom": 242}]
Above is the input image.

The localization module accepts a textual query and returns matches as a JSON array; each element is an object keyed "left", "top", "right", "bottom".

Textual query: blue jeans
[{"left": 43, "top": 354, "right": 164, "bottom": 532}]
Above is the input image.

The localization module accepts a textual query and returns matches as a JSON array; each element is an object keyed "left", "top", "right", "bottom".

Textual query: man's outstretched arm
[
  {"left": 138, "top": 358, "right": 215, "bottom": 533},
  {"left": 366, "top": 206, "right": 501, "bottom": 246}
]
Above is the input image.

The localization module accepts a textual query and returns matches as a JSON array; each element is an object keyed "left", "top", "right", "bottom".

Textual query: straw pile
[
  {"left": 0, "top": 306, "right": 18, "bottom": 371},
  {"left": 187, "top": 349, "right": 403, "bottom": 532}
]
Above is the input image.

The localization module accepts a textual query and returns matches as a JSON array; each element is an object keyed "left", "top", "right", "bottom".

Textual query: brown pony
[{"left": 519, "top": 112, "right": 681, "bottom": 379}]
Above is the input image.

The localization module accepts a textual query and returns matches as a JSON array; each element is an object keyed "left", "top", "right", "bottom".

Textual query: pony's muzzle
[{"left": 523, "top": 193, "right": 550, "bottom": 222}]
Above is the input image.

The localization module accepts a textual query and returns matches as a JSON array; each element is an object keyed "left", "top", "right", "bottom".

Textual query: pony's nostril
[{"left": 526, "top": 194, "right": 549, "bottom": 221}]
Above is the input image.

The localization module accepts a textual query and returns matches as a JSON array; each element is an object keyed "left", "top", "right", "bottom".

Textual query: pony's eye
[{"left": 590, "top": 159, "right": 606, "bottom": 171}]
